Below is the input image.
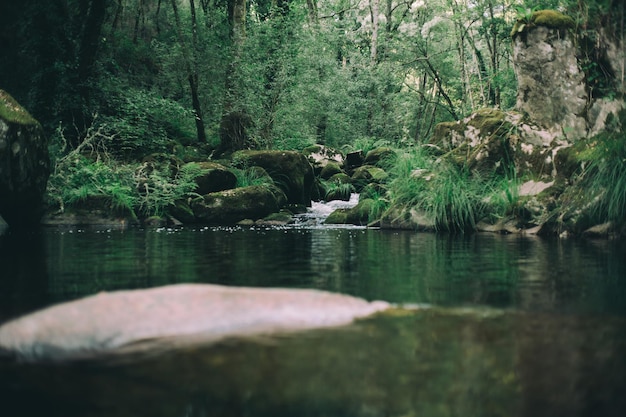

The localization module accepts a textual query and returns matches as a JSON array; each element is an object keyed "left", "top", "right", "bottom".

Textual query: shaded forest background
[{"left": 1, "top": 0, "right": 622, "bottom": 157}]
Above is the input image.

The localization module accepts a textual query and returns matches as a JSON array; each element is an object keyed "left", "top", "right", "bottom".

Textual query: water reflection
[
  {"left": 0, "top": 230, "right": 49, "bottom": 323},
  {"left": 1, "top": 227, "right": 625, "bottom": 417},
  {"left": 0, "top": 227, "right": 625, "bottom": 318},
  {"left": 1, "top": 308, "right": 624, "bottom": 417}
]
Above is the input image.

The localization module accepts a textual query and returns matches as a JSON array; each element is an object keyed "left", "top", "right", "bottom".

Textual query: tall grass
[
  {"left": 580, "top": 128, "right": 626, "bottom": 224},
  {"left": 387, "top": 146, "right": 510, "bottom": 233}
]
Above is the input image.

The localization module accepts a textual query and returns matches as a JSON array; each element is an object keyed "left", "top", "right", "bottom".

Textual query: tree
[
  {"left": 170, "top": 0, "right": 207, "bottom": 143},
  {"left": 218, "top": 0, "right": 250, "bottom": 154}
]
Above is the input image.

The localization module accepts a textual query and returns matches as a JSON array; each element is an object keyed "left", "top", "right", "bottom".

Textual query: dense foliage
[{"left": 0, "top": 0, "right": 624, "bottom": 227}]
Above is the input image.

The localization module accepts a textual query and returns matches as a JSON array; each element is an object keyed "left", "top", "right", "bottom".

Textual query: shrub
[{"left": 47, "top": 124, "right": 204, "bottom": 218}]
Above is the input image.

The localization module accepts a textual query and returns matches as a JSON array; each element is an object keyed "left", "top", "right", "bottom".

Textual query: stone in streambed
[{"left": 0, "top": 283, "right": 390, "bottom": 362}]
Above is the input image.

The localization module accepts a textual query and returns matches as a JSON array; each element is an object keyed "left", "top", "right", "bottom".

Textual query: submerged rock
[
  {"left": 0, "top": 283, "right": 389, "bottom": 362},
  {"left": 0, "top": 90, "right": 50, "bottom": 227}
]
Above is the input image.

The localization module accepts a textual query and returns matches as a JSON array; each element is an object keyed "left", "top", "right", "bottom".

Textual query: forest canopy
[{"left": 1, "top": 0, "right": 621, "bottom": 156}]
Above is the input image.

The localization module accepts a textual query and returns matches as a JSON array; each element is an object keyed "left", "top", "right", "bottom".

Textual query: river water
[{"left": 0, "top": 216, "right": 625, "bottom": 416}]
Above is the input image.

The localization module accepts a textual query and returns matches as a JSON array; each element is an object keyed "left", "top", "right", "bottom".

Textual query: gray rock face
[
  {"left": 0, "top": 283, "right": 390, "bottom": 362},
  {"left": 0, "top": 91, "right": 50, "bottom": 227},
  {"left": 513, "top": 26, "right": 588, "bottom": 139}
]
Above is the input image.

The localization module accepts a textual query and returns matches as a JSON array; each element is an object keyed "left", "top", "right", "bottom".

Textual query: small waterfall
[{"left": 295, "top": 193, "right": 360, "bottom": 226}]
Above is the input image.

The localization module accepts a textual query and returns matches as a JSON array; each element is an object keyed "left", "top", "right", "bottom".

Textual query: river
[{"left": 0, "top": 214, "right": 625, "bottom": 416}]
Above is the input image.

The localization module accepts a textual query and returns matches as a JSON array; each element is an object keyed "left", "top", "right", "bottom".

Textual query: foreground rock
[
  {"left": 0, "top": 90, "right": 50, "bottom": 227},
  {"left": 0, "top": 284, "right": 389, "bottom": 362}
]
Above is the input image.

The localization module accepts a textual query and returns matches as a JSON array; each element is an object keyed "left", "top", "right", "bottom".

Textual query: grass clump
[
  {"left": 233, "top": 167, "right": 275, "bottom": 188},
  {"left": 387, "top": 146, "right": 515, "bottom": 233},
  {"left": 578, "top": 117, "right": 626, "bottom": 224}
]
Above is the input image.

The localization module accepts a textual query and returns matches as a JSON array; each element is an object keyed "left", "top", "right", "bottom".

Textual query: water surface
[{"left": 0, "top": 226, "right": 624, "bottom": 416}]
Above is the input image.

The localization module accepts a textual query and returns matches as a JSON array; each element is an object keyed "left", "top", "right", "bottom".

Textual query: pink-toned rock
[{"left": 0, "top": 284, "right": 389, "bottom": 362}]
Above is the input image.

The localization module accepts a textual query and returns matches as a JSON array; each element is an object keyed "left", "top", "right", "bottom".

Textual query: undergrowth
[
  {"left": 47, "top": 122, "right": 204, "bottom": 218},
  {"left": 387, "top": 146, "right": 519, "bottom": 233},
  {"left": 578, "top": 116, "right": 626, "bottom": 224}
]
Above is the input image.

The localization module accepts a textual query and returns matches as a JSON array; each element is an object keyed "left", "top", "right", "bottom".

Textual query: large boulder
[
  {"left": 233, "top": 150, "right": 315, "bottom": 206},
  {"left": 430, "top": 109, "right": 515, "bottom": 174},
  {"left": 511, "top": 10, "right": 586, "bottom": 139},
  {"left": 191, "top": 185, "right": 287, "bottom": 224},
  {"left": 0, "top": 283, "right": 390, "bottom": 362},
  {"left": 192, "top": 161, "right": 237, "bottom": 194},
  {"left": 0, "top": 90, "right": 50, "bottom": 227}
]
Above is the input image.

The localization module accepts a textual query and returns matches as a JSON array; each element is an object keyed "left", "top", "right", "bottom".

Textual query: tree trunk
[
  {"left": 305, "top": 0, "right": 318, "bottom": 23},
  {"left": 170, "top": 0, "right": 207, "bottom": 143},
  {"left": 77, "top": 0, "right": 106, "bottom": 103},
  {"left": 370, "top": 0, "right": 379, "bottom": 65},
  {"left": 219, "top": 0, "right": 249, "bottom": 154},
  {"left": 486, "top": 0, "right": 499, "bottom": 106}
]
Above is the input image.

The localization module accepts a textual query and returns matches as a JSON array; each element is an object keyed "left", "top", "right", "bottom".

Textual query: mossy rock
[
  {"left": 324, "top": 199, "right": 375, "bottom": 226},
  {"left": 364, "top": 147, "right": 397, "bottom": 168},
  {"left": 319, "top": 161, "right": 344, "bottom": 180},
  {"left": 0, "top": 90, "right": 50, "bottom": 226},
  {"left": 191, "top": 185, "right": 287, "bottom": 224},
  {"left": 328, "top": 173, "right": 352, "bottom": 184},
  {"left": 193, "top": 162, "right": 237, "bottom": 195},
  {"left": 257, "top": 210, "right": 295, "bottom": 225},
  {"left": 0, "top": 90, "right": 38, "bottom": 126},
  {"left": 511, "top": 10, "right": 575, "bottom": 38},
  {"left": 232, "top": 150, "right": 314, "bottom": 206},
  {"left": 352, "top": 165, "right": 388, "bottom": 184},
  {"left": 324, "top": 208, "right": 349, "bottom": 224},
  {"left": 359, "top": 183, "right": 387, "bottom": 200},
  {"left": 379, "top": 206, "right": 436, "bottom": 231},
  {"left": 169, "top": 199, "right": 197, "bottom": 223},
  {"left": 431, "top": 109, "right": 514, "bottom": 173}
]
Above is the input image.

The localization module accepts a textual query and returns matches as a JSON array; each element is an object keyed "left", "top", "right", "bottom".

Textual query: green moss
[
  {"left": 0, "top": 90, "right": 38, "bottom": 125},
  {"left": 468, "top": 108, "right": 508, "bottom": 136},
  {"left": 532, "top": 10, "right": 575, "bottom": 29},
  {"left": 511, "top": 10, "right": 575, "bottom": 38}
]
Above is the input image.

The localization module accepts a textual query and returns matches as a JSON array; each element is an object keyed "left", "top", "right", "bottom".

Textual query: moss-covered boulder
[
  {"left": 0, "top": 90, "right": 50, "bottom": 227},
  {"left": 193, "top": 162, "right": 237, "bottom": 195},
  {"left": 191, "top": 185, "right": 287, "bottom": 224},
  {"left": 232, "top": 150, "right": 314, "bottom": 206},
  {"left": 324, "top": 198, "right": 375, "bottom": 226},
  {"left": 351, "top": 165, "right": 388, "bottom": 191},
  {"left": 431, "top": 109, "right": 515, "bottom": 173},
  {"left": 364, "top": 147, "right": 397, "bottom": 168},
  {"left": 319, "top": 161, "right": 344, "bottom": 180}
]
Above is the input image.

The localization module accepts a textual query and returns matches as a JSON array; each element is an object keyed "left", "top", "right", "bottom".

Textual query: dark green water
[{"left": 0, "top": 226, "right": 625, "bottom": 417}]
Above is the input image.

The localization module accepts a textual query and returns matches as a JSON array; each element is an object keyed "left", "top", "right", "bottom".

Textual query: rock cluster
[{"left": 0, "top": 90, "right": 50, "bottom": 227}]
